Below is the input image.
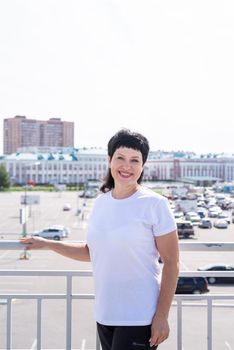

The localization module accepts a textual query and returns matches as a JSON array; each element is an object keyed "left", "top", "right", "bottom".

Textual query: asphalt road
[{"left": 0, "top": 191, "right": 234, "bottom": 350}]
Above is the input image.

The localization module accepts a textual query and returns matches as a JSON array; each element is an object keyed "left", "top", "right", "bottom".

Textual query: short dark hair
[{"left": 100, "top": 129, "right": 150, "bottom": 193}]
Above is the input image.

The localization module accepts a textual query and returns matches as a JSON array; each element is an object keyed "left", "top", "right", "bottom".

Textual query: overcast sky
[{"left": 0, "top": 0, "right": 234, "bottom": 155}]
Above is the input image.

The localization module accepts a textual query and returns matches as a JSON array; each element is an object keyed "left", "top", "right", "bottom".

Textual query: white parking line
[
  {"left": 180, "top": 260, "right": 189, "bottom": 270},
  {"left": 0, "top": 282, "right": 33, "bottom": 285},
  {"left": 0, "top": 251, "right": 10, "bottom": 258},
  {"left": 0, "top": 289, "right": 28, "bottom": 293},
  {"left": 225, "top": 341, "right": 233, "bottom": 350},
  {"left": 81, "top": 339, "right": 86, "bottom": 350},
  {"left": 30, "top": 338, "right": 37, "bottom": 349}
]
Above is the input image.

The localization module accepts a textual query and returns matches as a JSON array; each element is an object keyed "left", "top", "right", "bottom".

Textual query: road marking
[
  {"left": 225, "top": 341, "right": 233, "bottom": 350},
  {"left": 0, "top": 251, "right": 10, "bottom": 258},
  {"left": 81, "top": 339, "right": 86, "bottom": 350},
  {"left": 30, "top": 338, "right": 37, "bottom": 349},
  {"left": 180, "top": 260, "right": 189, "bottom": 270},
  {"left": 0, "top": 282, "right": 33, "bottom": 285},
  {"left": 0, "top": 289, "right": 28, "bottom": 292}
]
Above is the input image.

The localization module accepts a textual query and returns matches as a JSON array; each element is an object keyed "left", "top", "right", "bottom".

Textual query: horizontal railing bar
[
  {"left": 0, "top": 270, "right": 93, "bottom": 276},
  {"left": 1, "top": 240, "right": 234, "bottom": 251},
  {"left": 0, "top": 294, "right": 95, "bottom": 299},
  {"left": 0, "top": 240, "right": 85, "bottom": 250},
  {"left": 1, "top": 293, "right": 234, "bottom": 301},
  {"left": 1, "top": 269, "right": 234, "bottom": 277},
  {"left": 1, "top": 298, "right": 234, "bottom": 309},
  {"left": 172, "top": 302, "right": 234, "bottom": 308},
  {"left": 174, "top": 294, "right": 234, "bottom": 300},
  {"left": 179, "top": 271, "right": 234, "bottom": 277}
]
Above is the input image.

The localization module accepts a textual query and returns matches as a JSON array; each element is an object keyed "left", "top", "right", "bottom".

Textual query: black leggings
[{"left": 97, "top": 322, "right": 158, "bottom": 350}]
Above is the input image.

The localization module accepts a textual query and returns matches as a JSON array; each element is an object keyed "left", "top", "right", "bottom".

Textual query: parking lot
[{"left": 0, "top": 190, "right": 234, "bottom": 349}]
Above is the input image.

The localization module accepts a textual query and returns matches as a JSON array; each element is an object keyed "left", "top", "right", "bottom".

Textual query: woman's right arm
[{"left": 20, "top": 237, "right": 90, "bottom": 262}]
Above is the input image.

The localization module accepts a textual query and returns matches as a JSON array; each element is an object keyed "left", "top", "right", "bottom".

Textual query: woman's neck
[{"left": 112, "top": 184, "right": 140, "bottom": 199}]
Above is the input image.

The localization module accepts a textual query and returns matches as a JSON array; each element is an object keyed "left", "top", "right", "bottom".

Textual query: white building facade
[
  {"left": 0, "top": 148, "right": 108, "bottom": 185},
  {"left": 0, "top": 148, "right": 234, "bottom": 185}
]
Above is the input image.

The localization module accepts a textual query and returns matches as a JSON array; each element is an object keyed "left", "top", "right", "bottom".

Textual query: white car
[
  {"left": 49, "top": 225, "right": 70, "bottom": 237},
  {"left": 173, "top": 211, "right": 184, "bottom": 219},
  {"left": 63, "top": 203, "right": 71, "bottom": 211},
  {"left": 185, "top": 212, "right": 201, "bottom": 225},
  {"left": 208, "top": 207, "right": 222, "bottom": 217},
  {"left": 32, "top": 227, "right": 68, "bottom": 240},
  {"left": 217, "top": 212, "right": 230, "bottom": 224},
  {"left": 213, "top": 219, "right": 228, "bottom": 229}
]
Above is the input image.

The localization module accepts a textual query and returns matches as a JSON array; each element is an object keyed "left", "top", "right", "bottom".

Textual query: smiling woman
[{"left": 88, "top": 129, "right": 179, "bottom": 349}]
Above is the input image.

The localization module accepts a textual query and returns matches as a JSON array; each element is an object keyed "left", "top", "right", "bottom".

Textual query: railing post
[
  {"left": 177, "top": 299, "right": 183, "bottom": 350},
  {"left": 66, "top": 274, "right": 72, "bottom": 350},
  {"left": 37, "top": 298, "right": 42, "bottom": 350},
  {"left": 6, "top": 298, "right": 12, "bottom": 350},
  {"left": 96, "top": 329, "right": 101, "bottom": 350},
  {"left": 207, "top": 298, "right": 213, "bottom": 350}
]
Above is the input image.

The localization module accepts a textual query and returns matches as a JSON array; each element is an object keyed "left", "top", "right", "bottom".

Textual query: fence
[{"left": 1, "top": 241, "right": 234, "bottom": 350}]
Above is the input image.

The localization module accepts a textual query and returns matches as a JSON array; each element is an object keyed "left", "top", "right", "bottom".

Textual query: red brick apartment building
[{"left": 3, "top": 115, "right": 74, "bottom": 154}]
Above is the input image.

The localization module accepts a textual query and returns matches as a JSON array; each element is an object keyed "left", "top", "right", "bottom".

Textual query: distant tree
[{"left": 0, "top": 165, "right": 10, "bottom": 190}]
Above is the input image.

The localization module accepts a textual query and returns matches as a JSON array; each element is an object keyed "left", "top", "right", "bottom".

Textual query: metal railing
[
  {"left": 0, "top": 269, "right": 97, "bottom": 350},
  {"left": 1, "top": 241, "right": 234, "bottom": 350}
]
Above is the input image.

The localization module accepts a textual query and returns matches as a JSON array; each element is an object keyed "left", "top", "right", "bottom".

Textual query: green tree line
[{"left": 0, "top": 165, "right": 10, "bottom": 190}]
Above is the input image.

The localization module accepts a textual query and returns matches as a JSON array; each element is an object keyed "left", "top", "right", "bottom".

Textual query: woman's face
[{"left": 109, "top": 147, "right": 143, "bottom": 187}]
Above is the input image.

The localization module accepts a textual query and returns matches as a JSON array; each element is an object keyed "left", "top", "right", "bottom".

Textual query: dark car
[
  {"left": 176, "top": 221, "right": 195, "bottom": 239},
  {"left": 197, "top": 264, "right": 234, "bottom": 284},
  {"left": 198, "top": 219, "right": 212, "bottom": 229},
  {"left": 175, "top": 277, "right": 209, "bottom": 294}
]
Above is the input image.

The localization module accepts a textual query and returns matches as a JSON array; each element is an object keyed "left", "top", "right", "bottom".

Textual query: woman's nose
[{"left": 121, "top": 160, "right": 132, "bottom": 169}]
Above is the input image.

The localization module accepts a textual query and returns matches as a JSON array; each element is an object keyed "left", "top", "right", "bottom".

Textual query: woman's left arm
[{"left": 149, "top": 230, "right": 180, "bottom": 347}]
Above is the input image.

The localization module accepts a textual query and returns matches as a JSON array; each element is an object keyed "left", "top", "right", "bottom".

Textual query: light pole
[
  {"left": 19, "top": 161, "right": 40, "bottom": 259},
  {"left": 74, "top": 166, "right": 81, "bottom": 217}
]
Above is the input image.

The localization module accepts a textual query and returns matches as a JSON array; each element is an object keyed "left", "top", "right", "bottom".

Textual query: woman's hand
[
  {"left": 149, "top": 314, "right": 169, "bottom": 347},
  {"left": 20, "top": 236, "right": 48, "bottom": 250}
]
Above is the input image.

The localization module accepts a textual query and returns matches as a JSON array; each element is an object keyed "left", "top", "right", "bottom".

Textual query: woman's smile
[{"left": 118, "top": 170, "right": 133, "bottom": 179}]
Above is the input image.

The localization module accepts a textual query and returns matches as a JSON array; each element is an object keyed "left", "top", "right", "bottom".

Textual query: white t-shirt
[{"left": 86, "top": 186, "right": 176, "bottom": 326}]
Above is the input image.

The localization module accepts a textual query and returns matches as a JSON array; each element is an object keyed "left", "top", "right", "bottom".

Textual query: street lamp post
[
  {"left": 19, "top": 161, "right": 40, "bottom": 260},
  {"left": 74, "top": 166, "right": 81, "bottom": 217}
]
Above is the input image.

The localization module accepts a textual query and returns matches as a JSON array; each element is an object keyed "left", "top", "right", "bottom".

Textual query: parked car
[
  {"left": 79, "top": 190, "right": 97, "bottom": 198},
  {"left": 197, "top": 264, "right": 234, "bottom": 284},
  {"left": 185, "top": 212, "right": 201, "bottom": 225},
  {"left": 185, "top": 211, "right": 197, "bottom": 219},
  {"left": 175, "top": 277, "right": 209, "bottom": 294},
  {"left": 199, "top": 218, "right": 212, "bottom": 229},
  {"left": 208, "top": 209, "right": 220, "bottom": 218},
  {"left": 173, "top": 211, "right": 184, "bottom": 219},
  {"left": 32, "top": 227, "right": 68, "bottom": 240},
  {"left": 213, "top": 219, "right": 228, "bottom": 229},
  {"left": 48, "top": 225, "right": 70, "bottom": 237},
  {"left": 63, "top": 203, "right": 71, "bottom": 211},
  {"left": 217, "top": 212, "right": 230, "bottom": 224},
  {"left": 176, "top": 220, "right": 195, "bottom": 238}
]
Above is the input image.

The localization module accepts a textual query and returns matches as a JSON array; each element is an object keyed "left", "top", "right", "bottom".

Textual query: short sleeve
[{"left": 152, "top": 197, "right": 177, "bottom": 236}]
